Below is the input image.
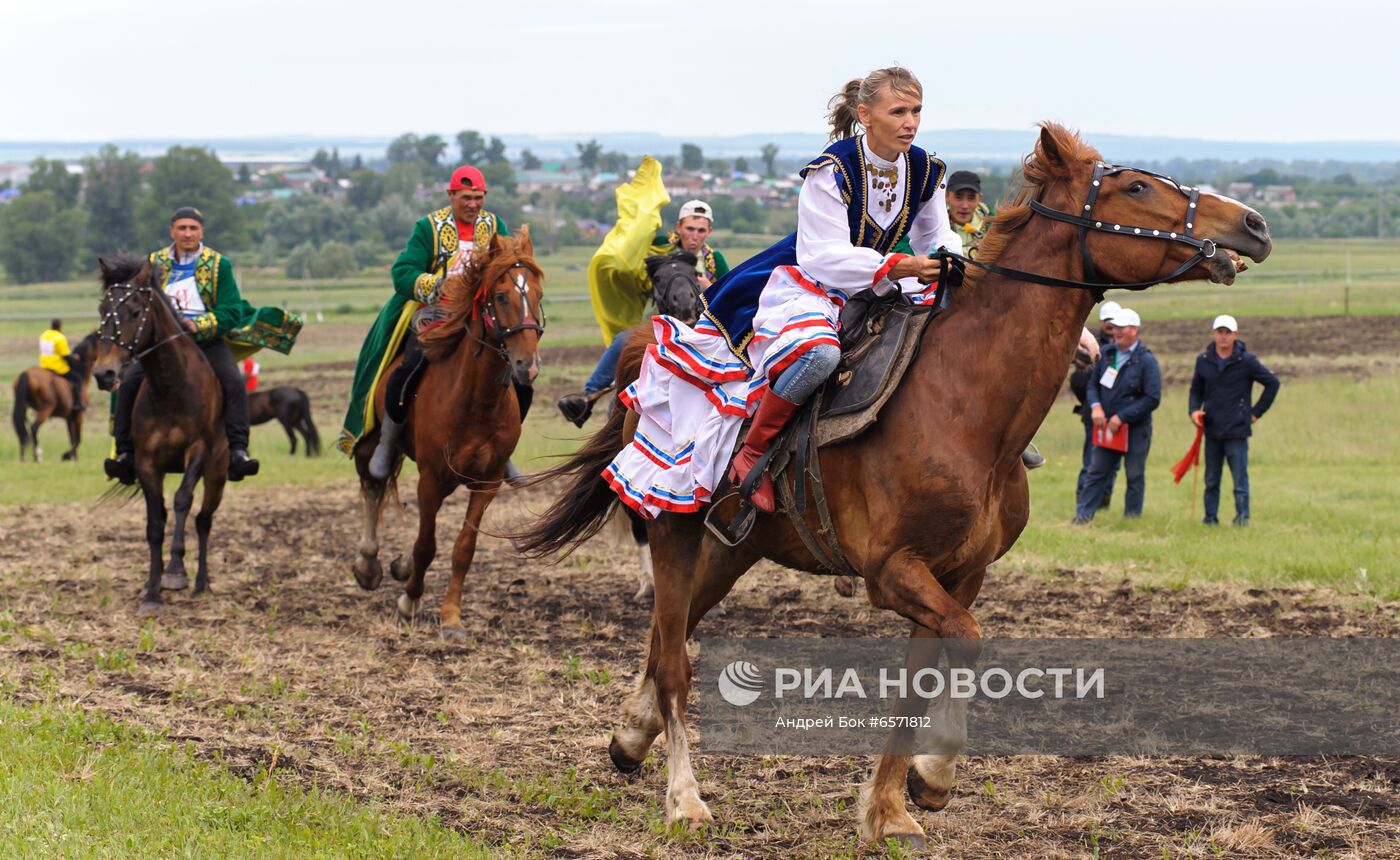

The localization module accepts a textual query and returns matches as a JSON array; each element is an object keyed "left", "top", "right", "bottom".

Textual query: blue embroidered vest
[{"left": 700, "top": 136, "right": 946, "bottom": 359}]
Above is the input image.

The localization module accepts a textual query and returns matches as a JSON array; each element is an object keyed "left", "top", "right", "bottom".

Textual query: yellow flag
[{"left": 587, "top": 156, "right": 672, "bottom": 344}]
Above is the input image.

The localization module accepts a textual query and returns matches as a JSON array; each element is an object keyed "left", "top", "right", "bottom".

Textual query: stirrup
[{"left": 704, "top": 490, "right": 756, "bottom": 547}]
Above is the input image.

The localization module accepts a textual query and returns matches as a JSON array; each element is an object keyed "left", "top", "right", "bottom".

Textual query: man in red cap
[{"left": 339, "top": 164, "right": 521, "bottom": 481}]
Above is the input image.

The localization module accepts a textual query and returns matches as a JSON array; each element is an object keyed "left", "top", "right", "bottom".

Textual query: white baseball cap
[
  {"left": 1097, "top": 301, "right": 1122, "bottom": 322},
  {"left": 1108, "top": 308, "right": 1141, "bottom": 328},
  {"left": 678, "top": 199, "right": 714, "bottom": 224},
  {"left": 1212, "top": 314, "right": 1238, "bottom": 332}
]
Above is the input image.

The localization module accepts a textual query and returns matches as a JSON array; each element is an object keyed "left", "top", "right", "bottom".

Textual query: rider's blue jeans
[
  {"left": 584, "top": 331, "right": 630, "bottom": 394},
  {"left": 771, "top": 343, "right": 841, "bottom": 403}
]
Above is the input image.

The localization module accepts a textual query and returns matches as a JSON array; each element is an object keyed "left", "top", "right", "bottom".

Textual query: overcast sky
[{"left": 5, "top": 0, "right": 1397, "bottom": 145}]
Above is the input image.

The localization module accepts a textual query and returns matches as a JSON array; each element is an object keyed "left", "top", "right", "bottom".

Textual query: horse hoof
[
  {"left": 631, "top": 583, "right": 653, "bottom": 605},
  {"left": 440, "top": 624, "right": 469, "bottom": 643},
  {"left": 353, "top": 556, "right": 384, "bottom": 591},
  {"left": 389, "top": 555, "right": 411, "bottom": 582},
  {"left": 396, "top": 593, "right": 419, "bottom": 622},
  {"left": 834, "top": 576, "right": 857, "bottom": 598},
  {"left": 886, "top": 832, "right": 928, "bottom": 852},
  {"left": 62, "top": 451, "right": 76, "bottom": 462},
  {"left": 138, "top": 600, "right": 163, "bottom": 617},
  {"left": 907, "top": 768, "right": 951, "bottom": 812},
  {"left": 607, "top": 734, "right": 645, "bottom": 775},
  {"left": 161, "top": 572, "right": 189, "bottom": 591}
]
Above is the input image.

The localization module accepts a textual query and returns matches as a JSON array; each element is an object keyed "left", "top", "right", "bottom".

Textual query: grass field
[
  {"left": 0, "top": 697, "right": 495, "bottom": 858},
  {"left": 2, "top": 235, "right": 1399, "bottom": 856}
]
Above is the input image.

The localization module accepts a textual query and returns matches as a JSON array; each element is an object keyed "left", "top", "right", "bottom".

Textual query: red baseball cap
[{"left": 448, "top": 165, "right": 487, "bottom": 191}]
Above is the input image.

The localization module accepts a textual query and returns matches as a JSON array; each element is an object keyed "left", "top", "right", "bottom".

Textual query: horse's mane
[
  {"left": 98, "top": 253, "right": 155, "bottom": 289},
  {"left": 420, "top": 235, "right": 544, "bottom": 362},
  {"left": 967, "top": 123, "right": 1101, "bottom": 287}
]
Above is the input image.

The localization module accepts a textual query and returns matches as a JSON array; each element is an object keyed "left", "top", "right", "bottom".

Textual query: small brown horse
[
  {"left": 92, "top": 256, "right": 227, "bottom": 613},
  {"left": 11, "top": 331, "right": 98, "bottom": 461},
  {"left": 249, "top": 386, "right": 321, "bottom": 456},
  {"left": 352, "top": 228, "right": 544, "bottom": 640},
  {"left": 516, "top": 125, "right": 1273, "bottom": 845}
]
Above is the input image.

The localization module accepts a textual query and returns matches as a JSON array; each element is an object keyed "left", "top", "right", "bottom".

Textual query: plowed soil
[{"left": 1, "top": 481, "right": 1397, "bottom": 858}]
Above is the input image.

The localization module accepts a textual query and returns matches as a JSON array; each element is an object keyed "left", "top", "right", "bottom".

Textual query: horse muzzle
[
  {"left": 94, "top": 369, "right": 119, "bottom": 391},
  {"left": 1207, "top": 211, "right": 1273, "bottom": 285}
]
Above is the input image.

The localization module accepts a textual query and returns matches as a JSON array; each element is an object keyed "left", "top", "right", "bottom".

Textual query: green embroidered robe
[
  {"left": 336, "top": 209, "right": 508, "bottom": 454},
  {"left": 148, "top": 245, "right": 303, "bottom": 358}
]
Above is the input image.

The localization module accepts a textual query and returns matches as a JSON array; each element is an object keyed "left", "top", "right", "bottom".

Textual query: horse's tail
[
  {"left": 298, "top": 389, "right": 321, "bottom": 456},
  {"left": 512, "top": 404, "right": 629, "bottom": 559},
  {"left": 12, "top": 372, "right": 31, "bottom": 454}
]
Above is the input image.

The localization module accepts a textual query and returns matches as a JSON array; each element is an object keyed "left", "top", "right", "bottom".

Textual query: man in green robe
[
  {"left": 104, "top": 206, "right": 302, "bottom": 483},
  {"left": 338, "top": 165, "right": 518, "bottom": 479}
]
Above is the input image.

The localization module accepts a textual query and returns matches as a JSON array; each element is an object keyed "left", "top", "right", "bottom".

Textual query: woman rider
[{"left": 603, "top": 67, "right": 958, "bottom": 518}]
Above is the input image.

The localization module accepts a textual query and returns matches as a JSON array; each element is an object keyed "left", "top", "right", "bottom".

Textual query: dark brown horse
[
  {"left": 352, "top": 228, "right": 544, "bottom": 641},
  {"left": 249, "top": 386, "right": 321, "bottom": 456},
  {"left": 11, "top": 331, "right": 98, "bottom": 462},
  {"left": 515, "top": 125, "right": 1273, "bottom": 844},
  {"left": 92, "top": 256, "right": 227, "bottom": 613}
]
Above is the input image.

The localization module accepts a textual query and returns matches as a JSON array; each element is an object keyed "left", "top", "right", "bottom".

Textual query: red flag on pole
[{"left": 1171, "top": 424, "right": 1205, "bottom": 484}]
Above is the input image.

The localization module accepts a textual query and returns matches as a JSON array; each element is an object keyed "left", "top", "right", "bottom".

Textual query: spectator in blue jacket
[
  {"left": 1188, "top": 315, "right": 1280, "bottom": 526},
  {"left": 1069, "top": 301, "right": 1122, "bottom": 511},
  {"left": 1073, "top": 308, "right": 1161, "bottom": 524}
]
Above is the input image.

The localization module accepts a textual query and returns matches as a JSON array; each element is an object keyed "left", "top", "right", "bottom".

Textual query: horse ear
[
  {"left": 515, "top": 224, "right": 533, "bottom": 256},
  {"left": 98, "top": 257, "right": 110, "bottom": 277},
  {"left": 1036, "top": 123, "right": 1069, "bottom": 169}
]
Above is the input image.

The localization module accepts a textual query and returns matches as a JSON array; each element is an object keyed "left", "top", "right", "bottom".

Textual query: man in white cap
[
  {"left": 1188, "top": 315, "right": 1280, "bottom": 526},
  {"left": 1069, "top": 301, "right": 1122, "bottom": 505},
  {"left": 1074, "top": 307, "right": 1161, "bottom": 524},
  {"left": 558, "top": 198, "right": 729, "bottom": 426}
]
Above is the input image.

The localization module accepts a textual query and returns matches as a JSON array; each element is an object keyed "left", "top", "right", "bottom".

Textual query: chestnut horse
[
  {"left": 351, "top": 228, "right": 544, "bottom": 641},
  {"left": 92, "top": 256, "right": 228, "bottom": 613},
  {"left": 12, "top": 331, "right": 98, "bottom": 461},
  {"left": 515, "top": 125, "right": 1273, "bottom": 845}
]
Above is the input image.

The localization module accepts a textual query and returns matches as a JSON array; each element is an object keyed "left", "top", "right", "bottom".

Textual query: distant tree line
[{"left": 6, "top": 139, "right": 1395, "bottom": 285}]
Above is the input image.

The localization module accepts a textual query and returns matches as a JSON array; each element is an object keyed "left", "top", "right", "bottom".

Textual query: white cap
[
  {"left": 1097, "top": 301, "right": 1122, "bottom": 322},
  {"left": 1108, "top": 308, "right": 1141, "bottom": 328},
  {"left": 677, "top": 199, "right": 714, "bottom": 224},
  {"left": 1212, "top": 314, "right": 1238, "bottom": 332}
]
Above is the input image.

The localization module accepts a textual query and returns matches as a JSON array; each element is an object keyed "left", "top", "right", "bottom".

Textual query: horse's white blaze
[{"left": 664, "top": 693, "right": 711, "bottom": 825}]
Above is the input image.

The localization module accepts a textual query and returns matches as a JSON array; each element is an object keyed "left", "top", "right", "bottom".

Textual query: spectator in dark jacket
[
  {"left": 1070, "top": 301, "right": 1121, "bottom": 510},
  {"left": 1188, "top": 315, "right": 1280, "bottom": 526},
  {"left": 1074, "top": 308, "right": 1161, "bottom": 523}
]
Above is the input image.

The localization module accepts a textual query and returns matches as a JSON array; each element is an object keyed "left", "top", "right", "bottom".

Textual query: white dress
[{"left": 605, "top": 136, "right": 962, "bottom": 519}]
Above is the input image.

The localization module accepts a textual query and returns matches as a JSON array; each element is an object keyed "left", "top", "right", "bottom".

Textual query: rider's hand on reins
[{"left": 889, "top": 255, "right": 943, "bottom": 284}]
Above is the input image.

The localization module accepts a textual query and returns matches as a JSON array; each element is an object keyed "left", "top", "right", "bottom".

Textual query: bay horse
[
  {"left": 351, "top": 228, "right": 544, "bottom": 641},
  {"left": 11, "top": 331, "right": 98, "bottom": 462},
  {"left": 92, "top": 256, "right": 227, "bottom": 613},
  {"left": 515, "top": 125, "right": 1273, "bottom": 845},
  {"left": 249, "top": 386, "right": 321, "bottom": 456}
]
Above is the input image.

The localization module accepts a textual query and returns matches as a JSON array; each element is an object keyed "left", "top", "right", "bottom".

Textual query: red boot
[{"left": 729, "top": 392, "right": 802, "bottom": 513}]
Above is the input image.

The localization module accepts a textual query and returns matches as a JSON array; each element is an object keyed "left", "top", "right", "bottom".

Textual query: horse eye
[{"left": 1128, "top": 181, "right": 1148, "bottom": 194}]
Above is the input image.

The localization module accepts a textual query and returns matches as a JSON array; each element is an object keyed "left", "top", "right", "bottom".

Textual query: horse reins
[
  {"left": 935, "top": 162, "right": 1219, "bottom": 301},
  {"left": 99, "top": 282, "right": 190, "bottom": 361}
]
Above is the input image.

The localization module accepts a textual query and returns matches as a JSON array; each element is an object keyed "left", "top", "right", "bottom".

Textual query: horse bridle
[
  {"left": 468, "top": 262, "right": 545, "bottom": 363},
  {"left": 939, "top": 162, "right": 1220, "bottom": 301},
  {"left": 99, "top": 282, "right": 188, "bottom": 361},
  {"left": 651, "top": 259, "right": 703, "bottom": 319}
]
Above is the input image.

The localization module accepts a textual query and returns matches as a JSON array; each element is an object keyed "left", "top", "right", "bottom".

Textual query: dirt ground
[{"left": 1, "top": 481, "right": 1397, "bottom": 859}]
